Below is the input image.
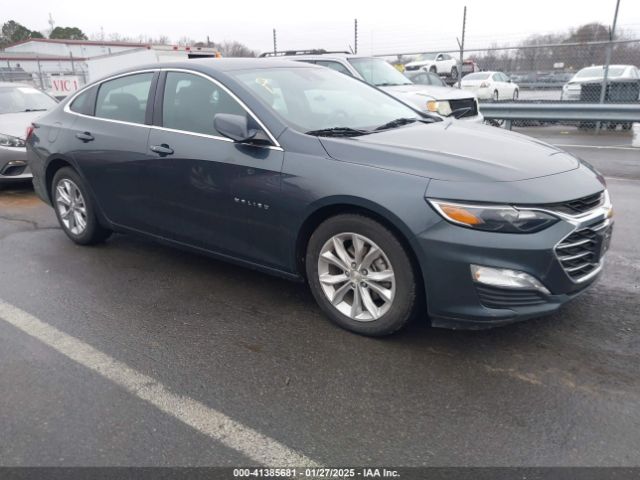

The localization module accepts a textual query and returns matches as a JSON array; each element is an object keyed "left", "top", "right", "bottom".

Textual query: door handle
[
  {"left": 150, "top": 144, "right": 174, "bottom": 156},
  {"left": 75, "top": 131, "right": 94, "bottom": 142}
]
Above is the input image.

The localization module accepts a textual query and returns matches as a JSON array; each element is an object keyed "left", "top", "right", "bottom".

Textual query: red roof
[{"left": 5, "top": 38, "right": 149, "bottom": 49}]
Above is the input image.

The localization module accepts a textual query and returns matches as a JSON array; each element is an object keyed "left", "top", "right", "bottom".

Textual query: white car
[
  {"left": 404, "top": 53, "right": 460, "bottom": 80},
  {"left": 561, "top": 65, "right": 640, "bottom": 101},
  {"left": 460, "top": 71, "right": 519, "bottom": 101}
]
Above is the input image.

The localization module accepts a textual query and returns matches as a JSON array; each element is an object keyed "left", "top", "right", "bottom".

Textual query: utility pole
[
  {"left": 456, "top": 6, "right": 467, "bottom": 89},
  {"left": 597, "top": 0, "right": 621, "bottom": 133},
  {"left": 354, "top": 19, "right": 358, "bottom": 54},
  {"left": 273, "top": 29, "right": 277, "bottom": 55}
]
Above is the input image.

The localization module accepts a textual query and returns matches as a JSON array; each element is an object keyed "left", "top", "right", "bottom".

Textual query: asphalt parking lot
[{"left": 0, "top": 126, "right": 639, "bottom": 467}]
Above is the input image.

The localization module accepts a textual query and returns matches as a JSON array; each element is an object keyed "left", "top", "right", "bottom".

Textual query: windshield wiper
[
  {"left": 23, "top": 108, "right": 47, "bottom": 112},
  {"left": 451, "top": 107, "right": 472, "bottom": 119},
  {"left": 375, "top": 82, "right": 413, "bottom": 87},
  {"left": 374, "top": 117, "right": 421, "bottom": 131},
  {"left": 305, "top": 127, "right": 370, "bottom": 137}
]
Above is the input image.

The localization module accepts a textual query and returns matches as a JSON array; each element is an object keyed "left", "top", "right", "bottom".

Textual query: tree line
[
  {"left": 0, "top": 20, "right": 88, "bottom": 48},
  {"left": 466, "top": 23, "right": 640, "bottom": 73},
  {"left": 0, "top": 19, "right": 256, "bottom": 57}
]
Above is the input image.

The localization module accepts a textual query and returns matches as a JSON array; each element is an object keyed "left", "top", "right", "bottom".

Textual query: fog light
[{"left": 470, "top": 265, "right": 550, "bottom": 294}]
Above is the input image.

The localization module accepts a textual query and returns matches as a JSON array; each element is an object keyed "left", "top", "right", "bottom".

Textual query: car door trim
[{"left": 63, "top": 68, "right": 283, "bottom": 152}]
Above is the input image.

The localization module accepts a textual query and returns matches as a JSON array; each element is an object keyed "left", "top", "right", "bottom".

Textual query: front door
[{"left": 140, "top": 70, "right": 285, "bottom": 267}]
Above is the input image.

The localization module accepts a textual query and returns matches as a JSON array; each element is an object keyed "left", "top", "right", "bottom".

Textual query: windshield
[
  {"left": 463, "top": 72, "right": 491, "bottom": 80},
  {"left": 575, "top": 66, "right": 626, "bottom": 78},
  {"left": 232, "top": 67, "right": 421, "bottom": 133},
  {"left": 417, "top": 53, "right": 438, "bottom": 61},
  {"left": 347, "top": 58, "right": 412, "bottom": 87},
  {"left": 0, "top": 86, "right": 57, "bottom": 114},
  {"left": 405, "top": 71, "right": 447, "bottom": 87}
]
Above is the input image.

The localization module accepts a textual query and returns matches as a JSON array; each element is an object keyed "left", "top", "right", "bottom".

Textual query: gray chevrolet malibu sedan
[
  {"left": 26, "top": 59, "right": 613, "bottom": 336},
  {"left": 0, "top": 82, "right": 57, "bottom": 182}
]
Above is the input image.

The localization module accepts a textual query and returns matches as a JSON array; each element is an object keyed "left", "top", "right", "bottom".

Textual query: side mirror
[{"left": 214, "top": 113, "right": 257, "bottom": 142}]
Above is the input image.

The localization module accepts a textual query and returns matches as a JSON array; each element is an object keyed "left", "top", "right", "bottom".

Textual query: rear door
[
  {"left": 67, "top": 71, "right": 157, "bottom": 227},
  {"left": 141, "top": 70, "right": 285, "bottom": 266}
]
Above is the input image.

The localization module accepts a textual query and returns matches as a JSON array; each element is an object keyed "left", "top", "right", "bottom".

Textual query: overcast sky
[{"left": 3, "top": 0, "right": 640, "bottom": 54}]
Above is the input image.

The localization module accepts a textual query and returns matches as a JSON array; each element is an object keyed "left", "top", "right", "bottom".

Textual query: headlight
[
  {"left": 426, "top": 100, "right": 452, "bottom": 116},
  {"left": 0, "top": 133, "right": 26, "bottom": 148},
  {"left": 428, "top": 199, "right": 559, "bottom": 233}
]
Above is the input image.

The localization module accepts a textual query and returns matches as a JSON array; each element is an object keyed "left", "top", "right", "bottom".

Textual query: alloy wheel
[
  {"left": 317, "top": 233, "right": 396, "bottom": 321},
  {"left": 55, "top": 178, "right": 88, "bottom": 235}
]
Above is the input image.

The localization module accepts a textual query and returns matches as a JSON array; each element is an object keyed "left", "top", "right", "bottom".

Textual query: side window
[
  {"left": 429, "top": 72, "right": 445, "bottom": 86},
  {"left": 95, "top": 73, "right": 153, "bottom": 124},
  {"left": 315, "top": 61, "right": 352, "bottom": 76},
  {"left": 162, "top": 71, "right": 245, "bottom": 136},
  {"left": 69, "top": 86, "right": 95, "bottom": 115},
  {"left": 436, "top": 54, "right": 443, "bottom": 61}
]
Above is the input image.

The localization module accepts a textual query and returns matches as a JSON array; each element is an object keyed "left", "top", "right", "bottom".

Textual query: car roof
[
  {"left": 110, "top": 58, "right": 323, "bottom": 76},
  {"left": 0, "top": 82, "right": 34, "bottom": 88}
]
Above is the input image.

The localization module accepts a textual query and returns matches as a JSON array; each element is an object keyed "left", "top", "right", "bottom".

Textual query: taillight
[{"left": 25, "top": 124, "right": 35, "bottom": 141}]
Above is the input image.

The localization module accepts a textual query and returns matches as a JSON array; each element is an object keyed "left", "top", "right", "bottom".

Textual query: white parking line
[{"left": 0, "top": 299, "right": 319, "bottom": 467}]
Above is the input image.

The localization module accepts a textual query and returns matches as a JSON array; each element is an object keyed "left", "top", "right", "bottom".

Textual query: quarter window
[
  {"left": 69, "top": 87, "right": 95, "bottom": 115},
  {"left": 95, "top": 73, "right": 153, "bottom": 124},
  {"left": 162, "top": 71, "right": 245, "bottom": 136}
]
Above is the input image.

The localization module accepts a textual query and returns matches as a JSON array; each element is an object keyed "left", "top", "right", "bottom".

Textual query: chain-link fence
[{"left": 0, "top": 59, "right": 88, "bottom": 99}]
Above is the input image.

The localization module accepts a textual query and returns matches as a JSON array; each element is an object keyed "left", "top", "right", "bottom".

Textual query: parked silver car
[
  {"left": 561, "top": 65, "right": 640, "bottom": 101},
  {"left": 260, "top": 51, "right": 483, "bottom": 123},
  {"left": 0, "top": 82, "right": 57, "bottom": 182}
]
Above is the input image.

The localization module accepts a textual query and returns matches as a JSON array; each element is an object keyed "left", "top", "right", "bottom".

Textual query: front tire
[
  {"left": 52, "top": 167, "right": 111, "bottom": 245},
  {"left": 305, "top": 214, "right": 418, "bottom": 336},
  {"left": 450, "top": 66, "right": 458, "bottom": 80},
  {"left": 513, "top": 89, "right": 519, "bottom": 100},
  {"left": 492, "top": 90, "right": 499, "bottom": 102}
]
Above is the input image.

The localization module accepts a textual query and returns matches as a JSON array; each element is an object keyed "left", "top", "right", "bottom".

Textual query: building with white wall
[{"left": 4, "top": 38, "right": 147, "bottom": 59}]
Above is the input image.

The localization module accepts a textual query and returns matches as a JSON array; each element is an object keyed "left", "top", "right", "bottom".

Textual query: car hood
[
  {"left": 568, "top": 76, "right": 628, "bottom": 84},
  {"left": 405, "top": 61, "right": 432, "bottom": 68},
  {"left": 0, "top": 111, "right": 46, "bottom": 139},
  {"left": 381, "top": 84, "right": 475, "bottom": 111},
  {"left": 319, "top": 121, "right": 579, "bottom": 182}
]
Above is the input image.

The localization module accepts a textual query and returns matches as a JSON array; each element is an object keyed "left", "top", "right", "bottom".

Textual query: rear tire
[
  {"left": 492, "top": 90, "right": 499, "bottom": 102},
  {"left": 450, "top": 66, "right": 458, "bottom": 80},
  {"left": 52, "top": 167, "right": 111, "bottom": 245},
  {"left": 512, "top": 89, "right": 519, "bottom": 101},
  {"left": 305, "top": 214, "right": 419, "bottom": 336}
]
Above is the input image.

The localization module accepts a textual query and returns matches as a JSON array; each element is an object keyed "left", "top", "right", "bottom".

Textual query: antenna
[{"left": 48, "top": 13, "right": 55, "bottom": 36}]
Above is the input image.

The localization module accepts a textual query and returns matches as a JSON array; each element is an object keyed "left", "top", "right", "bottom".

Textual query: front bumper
[
  {"left": 0, "top": 146, "right": 32, "bottom": 181},
  {"left": 416, "top": 205, "right": 612, "bottom": 329}
]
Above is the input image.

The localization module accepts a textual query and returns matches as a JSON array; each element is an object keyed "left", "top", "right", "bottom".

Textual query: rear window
[{"left": 463, "top": 72, "right": 490, "bottom": 80}]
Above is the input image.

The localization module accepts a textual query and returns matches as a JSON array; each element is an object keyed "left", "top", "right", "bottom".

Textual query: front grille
[
  {"left": 405, "top": 65, "right": 420, "bottom": 71},
  {"left": 543, "top": 192, "right": 604, "bottom": 215},
  {"left": 476, "top": 285, "right": 546, "bottom": 309},
  {"left": 449, "top": 98, "right": 478, "bottom": 118},
  {"left": 555, "top": 220, "right": 609, "bottom": 281}
]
